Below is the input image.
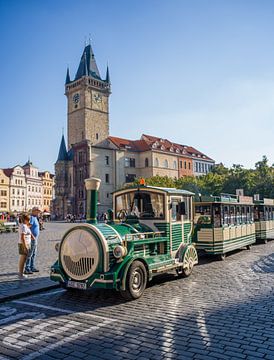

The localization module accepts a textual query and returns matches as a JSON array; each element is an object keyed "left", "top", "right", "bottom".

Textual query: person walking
[
  {"left": 25, "top": 207, "right": 41, "bottom": 274},
  {"left": 18, "top": 214, "right": 33, "bottom": 279}
]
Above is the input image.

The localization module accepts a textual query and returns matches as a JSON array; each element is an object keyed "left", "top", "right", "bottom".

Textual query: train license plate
[{"left": 67, "top": 280, "right": 87, "bottom": 290}]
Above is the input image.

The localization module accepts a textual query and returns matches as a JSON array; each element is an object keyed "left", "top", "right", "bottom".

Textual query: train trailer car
[
  {"left": 193, "top": 194, "right": 256, "bottom": 260},
  {"left": 254, "top": 198, "right": 274, "bottom": 242},
  {"left": 50, "top": 178, "right": 198, "bottom": 300}
]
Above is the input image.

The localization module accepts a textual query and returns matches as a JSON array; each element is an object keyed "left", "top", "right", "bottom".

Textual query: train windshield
[{"left": 115, "top": 191, "right": 165, "bottom": 220}]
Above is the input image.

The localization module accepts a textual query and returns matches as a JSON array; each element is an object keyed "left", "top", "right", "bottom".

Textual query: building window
[
  {"left": 105, "top": 174, "right": 109, "bottom": 183},
  {"left": 107, "top": 192, "right": 109, "bottom": 198},
  {"left": 0, "top": 202, "right": 7, "bottom": 208},
  {"left": 105, "top": 156, "right": 109, "bottom": 165},
  {"left": 173, "top": 161, "right": 177, "bottom": 169},
  {"left": 164, "top": 160, "right": 168, "bottom": 168},
  {"left": 125, "top": 158, "right": 135, "bottom": 168},
  {"left": 145, "top": 158, "right": 149, "bottom": 167},
  {"left": 12, "top": 189, "right": 15, "bottom": 195},
  {"left": 0, "top": 190, "right": 7, "bottom": 196},
  {"left": 155, "top": 158, "right": 159, "bottom": 167},
  {"left": 96, "top": 133, "right": 99, "bottom": 140},
  {"left": 180, "top": 161, "right": 182, "bottom": 169},
  {"left": 125, "top": 174, "right": 136, "bottom": 183},
  {"left": 189, "top": 162, "right": 191, "bottom": 170},
  {"left": 12, "top": 200, "right": 15, "bottom": 206},
  {"left": 17, "top": 200, "right": 19, "bottom": 206},
  {"left": 184, "top": 161, "right": 187, "bottom": 169},
  {"left": 79, "top": 151, "right": 83, "bottom": 163},
  {"left": 22, "top": 200, "right": 24, "bottom": 206}
]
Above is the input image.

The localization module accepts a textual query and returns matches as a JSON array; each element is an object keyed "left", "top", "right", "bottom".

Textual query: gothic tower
[{"left": 65, "top": 44, "right": 111, "bottom": 148}]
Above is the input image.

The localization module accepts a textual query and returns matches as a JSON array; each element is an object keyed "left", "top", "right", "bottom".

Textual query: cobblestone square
[{"left": 0, "top": 223, "right": 274, "bottom": 359}]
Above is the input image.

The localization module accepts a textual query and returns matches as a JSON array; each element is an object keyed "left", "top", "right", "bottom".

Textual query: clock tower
[{"left": 65, "top": 44, "right": 111, "bottom": 148}]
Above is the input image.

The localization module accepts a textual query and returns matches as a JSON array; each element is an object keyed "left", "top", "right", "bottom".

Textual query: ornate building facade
[{"left": 53, "top": 44, "right": 215, "bottom": 219}]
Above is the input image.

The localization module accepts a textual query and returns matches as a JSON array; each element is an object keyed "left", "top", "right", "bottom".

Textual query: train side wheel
[
  {"left": 246, "top": 245, "right": 252, "bottom": 250},
  {"left": 120, "top": 261, "right": 147, "bottom": 301},
  {"left": 219, "top": 254, "right": 226, "bottom": 261},
  {"left": 177, "top": 245, "right": 198, "bottom": 278}
]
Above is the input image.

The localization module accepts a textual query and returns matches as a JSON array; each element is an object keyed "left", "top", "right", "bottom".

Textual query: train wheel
[
  {"left": 177, "top": 245, "right": 198, "bottom": 278},
  {"left": 246, "top": 245, "right": 252, "bottom": 250},
  {"left": 120, "top": 261, "right": 147, "bottom": 300}
]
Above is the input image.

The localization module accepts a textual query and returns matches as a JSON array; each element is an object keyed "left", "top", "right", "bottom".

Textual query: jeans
[{"left": 25, "top": 239, "right": 38, "bottom": 271}]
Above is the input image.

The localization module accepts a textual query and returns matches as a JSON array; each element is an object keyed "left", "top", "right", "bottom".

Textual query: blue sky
[{"left": 0, "top": 0, "right": 273, "bottom": 172}]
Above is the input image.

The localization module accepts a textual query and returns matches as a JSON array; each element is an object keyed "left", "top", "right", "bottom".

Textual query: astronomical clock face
[
  {"left": 92, "top": 92, "right": 105, "bottom": 111},
  {"left": 72, "top": 93, "right": 80, "bottom": 109}
]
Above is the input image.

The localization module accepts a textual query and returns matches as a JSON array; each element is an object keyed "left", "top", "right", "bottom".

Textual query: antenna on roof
[
  {"left": 62, "top": 127, "right": 64, "bottom": 136},
  {"left": 88, "top": 33, "right": 91, "bottom": 45}
]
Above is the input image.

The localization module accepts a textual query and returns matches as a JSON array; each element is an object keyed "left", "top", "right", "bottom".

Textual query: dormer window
[
  {"left": 202, "top": 155, "right": 206, "bottom": 159},
  {"left": 176, "top": 148, "right": 180, "bottom": 153},
  {"left": 152, "top": 143, "right": 157, "bottom": 149},
  {"left": 192, "top": 153, "right": 195, "bottom": 156},
  {"left": 182, "top": 150, "right": 186, "bottom": 154},
  {"left": 161, "top": 145, "right": 165, "bottom": 150},
  {"left": 198, "top": 154, "right": 201, "bottom": 158},
  {"left": 170, "top": 147, "right": 174, "bottom": 152}
]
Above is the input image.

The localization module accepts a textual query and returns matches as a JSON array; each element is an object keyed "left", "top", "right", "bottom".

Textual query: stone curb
[{"left": 0, "top": 284, "right": 60, "bottom": 304}]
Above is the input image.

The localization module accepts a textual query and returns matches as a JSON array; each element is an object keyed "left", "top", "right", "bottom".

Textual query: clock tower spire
[{"left": 66, "top": 44, "right": 111, "bottom": 149}]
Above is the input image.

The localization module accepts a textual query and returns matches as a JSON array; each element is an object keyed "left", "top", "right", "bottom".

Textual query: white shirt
[{"left": 18, "top": 224, "right": 32, "bottom": 247}]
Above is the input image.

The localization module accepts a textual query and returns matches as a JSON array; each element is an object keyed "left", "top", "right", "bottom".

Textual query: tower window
[
  {"left": 105, "top": 156, "right": 109, "bottom": 165},
  {"left": 105, "top": 174, "right": 109, "bottom": 183},
  {"left": 96, "top": 133, "right": 99, "bottom": 140}
]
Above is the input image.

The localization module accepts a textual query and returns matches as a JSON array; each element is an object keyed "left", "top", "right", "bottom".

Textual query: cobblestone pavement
[
  {"left": 0, "top": 222, "right": 77, "bottom": 302},
  {"left": 0, "top": 237, "right": 273, "bottom": 359}
]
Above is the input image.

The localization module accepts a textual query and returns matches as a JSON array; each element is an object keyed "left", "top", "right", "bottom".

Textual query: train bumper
[{"left": 50, "top": 261, "right": 120, "bottom": 290}]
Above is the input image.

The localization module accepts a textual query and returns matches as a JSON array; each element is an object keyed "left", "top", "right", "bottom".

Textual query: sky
[{"left": 0, "top": 0, "right": 274, "bottom": 173}]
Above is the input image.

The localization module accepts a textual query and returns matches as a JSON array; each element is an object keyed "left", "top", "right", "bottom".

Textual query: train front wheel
[{"left": 120, "top": 261, "right": 147, "bottom": 301}]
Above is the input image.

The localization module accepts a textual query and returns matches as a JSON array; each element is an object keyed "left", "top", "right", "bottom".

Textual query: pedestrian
[
  {"left": 25, "top": 207, "right": 41, "bottom": 275},
  {"left": 18, "top": 214, "right": 33, "bottom": 280}
]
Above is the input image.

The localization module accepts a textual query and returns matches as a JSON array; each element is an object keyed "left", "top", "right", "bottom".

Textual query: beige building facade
[
  {"left": 39, "top": 171, "right": 54, "bottom": 212},
  {"left": 0, "top": 169, "right": 10, "bottom": 212},
  {"left": 4, "top": 166, "right": 27, "bottom": 213}
]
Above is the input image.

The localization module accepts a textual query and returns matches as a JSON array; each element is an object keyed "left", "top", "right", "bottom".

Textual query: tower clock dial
[
  {"left": 92, "top": 92, "right": 103, "bottom": 110},
  {"left": 72, "top": 93, "right": 80, "bottom": 104}
]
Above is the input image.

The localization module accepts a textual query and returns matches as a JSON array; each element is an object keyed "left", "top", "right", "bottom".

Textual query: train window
[
  {"left": 230, "top": 206, "right": 236, "bottom": 225},
  {"left": 171, "top": 199, "right": 181, "bottom": 222},
  {"left": 222, "top": 205, "right": 229, "bottom": 225},
  {"left": 236, "top": 206, "right": 241, "bottom": 225},
  {"left": 115, "top": 191, "right": 165, "bottom": 220},
  {"left": 194, "top": 205, "right": 212, "bottom": 225},
  {"left": 242, "top": 206, "right": 247, "bottom": 223},
  {"left": 213, "top": 205, "right": 221, "bottom": 227}
]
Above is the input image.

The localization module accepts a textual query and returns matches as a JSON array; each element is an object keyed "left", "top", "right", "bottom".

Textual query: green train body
[
  {"left": 50, "top": 178, "right": 198, "bottom": 300},
  {"left": 254, "top": 198, "right": 274, "bottom": 242},
  {"left": 192, "top": 194, "right": 256, "bottom": 260},
  {"left": 50, "top": 178, "right": 273, "bottom": 298}
]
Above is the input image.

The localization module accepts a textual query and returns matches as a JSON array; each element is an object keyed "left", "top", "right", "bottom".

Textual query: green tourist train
[
  {"left": 50, "top": 178, "right": 274, "bottom": 299},
  {"left": 254, "top": 198, "right": 274, "bottom": 242}
]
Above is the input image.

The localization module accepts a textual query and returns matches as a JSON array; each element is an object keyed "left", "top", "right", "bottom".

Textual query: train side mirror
[{"left": 178, "top": 202, "right": 186, "bottom": 215}]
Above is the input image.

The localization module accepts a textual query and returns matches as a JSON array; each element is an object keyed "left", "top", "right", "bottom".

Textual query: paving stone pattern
[
  {"left": 0, "top": 222, "right": 77, "bottom": 301},
  {"left": 0, "top": 227, "right": 274, "bottom": 359}
]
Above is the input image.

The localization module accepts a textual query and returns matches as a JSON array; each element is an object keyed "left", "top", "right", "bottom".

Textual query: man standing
[{"left": 25, "top": 207, "right": 41, "bottom": 274}]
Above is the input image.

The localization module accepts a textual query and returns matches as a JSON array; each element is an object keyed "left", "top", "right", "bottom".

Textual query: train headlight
[{"left": 113, "top": 245, "right": 127, "bottom": 259}]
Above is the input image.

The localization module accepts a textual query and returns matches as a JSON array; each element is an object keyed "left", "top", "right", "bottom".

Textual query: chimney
[{"left": 84, "top": 177, "right": 101, "bottom": 224}]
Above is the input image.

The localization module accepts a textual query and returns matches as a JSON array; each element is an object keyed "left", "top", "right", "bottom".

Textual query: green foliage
[{"left": 132, "top": 156, "right": 274, "bottom": 198}]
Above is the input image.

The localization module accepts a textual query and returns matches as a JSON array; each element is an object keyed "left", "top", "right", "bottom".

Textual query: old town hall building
[{"left": 53, "top": 44, "right": 215, "bottom": 219}]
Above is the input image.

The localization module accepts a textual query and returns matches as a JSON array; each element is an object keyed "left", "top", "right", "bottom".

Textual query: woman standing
[{"left": 18, "top": 214, "right": 33, "bottom": 280}]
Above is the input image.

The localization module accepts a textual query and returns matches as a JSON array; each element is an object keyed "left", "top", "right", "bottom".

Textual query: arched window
[
  {"left": 155, "top": 158, "right": 159, "bottom": 167},
  {"left": 173, "top": 161, "right": 177, "bottom": 169},
  {"left": 145, "top": 158, "right": 149, "bottom": 167},
  {"left": 164, "top": 159, "right": 168, "bottom": 168}
]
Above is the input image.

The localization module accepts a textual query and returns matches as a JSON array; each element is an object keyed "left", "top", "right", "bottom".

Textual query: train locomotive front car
[
  {"left": 50, "top": 178, "right": 198, "bottom": 300},
  {"left": 254, "top": 198, "right": 274, "bottom": 242},
  {"left": 193, "top": 194, "right": 256, "bottom": 260}
]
